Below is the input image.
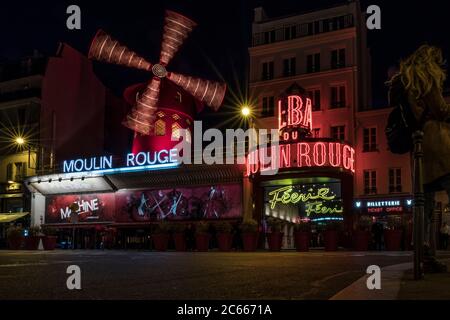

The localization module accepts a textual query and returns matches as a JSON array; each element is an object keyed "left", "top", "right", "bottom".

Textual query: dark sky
[{"left": 1, "top": 0, "right": 450, "bottom": 115}]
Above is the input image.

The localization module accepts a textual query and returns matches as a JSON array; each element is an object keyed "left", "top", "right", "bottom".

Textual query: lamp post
[
  {"left": 240, "top": 104, "right": 255, "bottom": 223},
  {"left": 412, "top": 130, "right": 424, "bottom": 280}
]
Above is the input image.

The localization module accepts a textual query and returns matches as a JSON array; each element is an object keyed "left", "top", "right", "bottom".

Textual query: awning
[{"left": 0, "top": 212, "right": 29, "bottom": 223}]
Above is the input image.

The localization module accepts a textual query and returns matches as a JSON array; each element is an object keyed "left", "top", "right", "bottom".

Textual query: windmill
[{"left": 88, "top": 10, "right": 226, "bottom": 136}]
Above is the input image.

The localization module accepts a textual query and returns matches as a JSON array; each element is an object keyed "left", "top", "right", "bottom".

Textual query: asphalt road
[{"left": 0, "top": 250, "right": 412, "bottom": 300}]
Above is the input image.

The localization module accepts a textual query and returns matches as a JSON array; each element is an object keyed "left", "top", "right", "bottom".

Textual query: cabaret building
[{"left": 23, "top": 3, "right": 417, "bottom": 251}]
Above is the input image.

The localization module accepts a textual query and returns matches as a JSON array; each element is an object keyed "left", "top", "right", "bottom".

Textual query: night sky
[{"left": 2, "top": 0, "right": 450, "bottom": 123}]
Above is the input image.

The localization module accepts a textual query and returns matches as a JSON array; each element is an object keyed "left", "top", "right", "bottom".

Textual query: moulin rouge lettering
[
  {"left": 62, "top": 149, "right": 178, "bottom": 173},
  {"left": 268, "top": 186, "right": 343, "bottom": 216},
  {"left": 246, "top": 142, "right": 355, "bottom": 175},
  {"left": 246, "top": 94, "right": 355, "bottom": 176}
]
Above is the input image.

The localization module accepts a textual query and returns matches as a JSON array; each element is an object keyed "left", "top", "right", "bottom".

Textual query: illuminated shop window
[
  {"left": 172, "top": 122, "right": 182, "bottom": 140},
  {"left": 155, "top": 119, "right": 166, "bottom": 136}
]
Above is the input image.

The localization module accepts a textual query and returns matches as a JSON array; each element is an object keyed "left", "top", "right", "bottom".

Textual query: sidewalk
[{"left": 331, "top": 252, "right": 450, "bottom": 300}]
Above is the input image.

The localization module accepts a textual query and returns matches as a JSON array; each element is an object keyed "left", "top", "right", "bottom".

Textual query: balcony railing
[{"left": 252, "top": 14, "right": 354, "bottom": 47}]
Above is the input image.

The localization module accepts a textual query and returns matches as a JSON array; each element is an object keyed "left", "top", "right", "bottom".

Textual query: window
[
  {"left": 306, "top": 53, "right": 320, "bottom": 73},
  {"left": 307, "top": 89, "right": 321, "bottom": 111},
  {"left": 389, "top": 168, "right": 402, "bottom": 193},
  {"left": 262, "top": 61, "right": 274, "bottom": 80},
  {"left": 14, "top": 162, "right": 26, "bottom": 181},
  {"left": 262, "top": 96, "right": 275, "bottom": 117},
  {"left": 364, "top": 170, "right": 377, "bottom": 195},
  {"left": 331, "top": 125, "right": 345, "bottom": 141},
  {"left": 154, "top": 119, "right": 166, "bottom": 136},
  {"left": 363, "top": 128, "right": 377, "bottom": 152},
  {"left": 171, "top": 122, "right": 182, "bottom": 140},
  {"left": 284, "top": 25, "right": 296, "bottom": 40},
  {"left": 283, "top": 57, "right": 296, "bottom": 77},
  {"left": 264, "top": 30, "right": 275, "bottom": 44},
  {"left": 330, "top": 85, "right": 346, "bottom": 108},
  {"left": 311, "top": 128, "right": 321, "bottom": 138},
  {"left": 331, "top": 48, "right": 346, "bottom": 69},
  {"left": 6, "top": 163, "right": 13, "bottom": 181}
]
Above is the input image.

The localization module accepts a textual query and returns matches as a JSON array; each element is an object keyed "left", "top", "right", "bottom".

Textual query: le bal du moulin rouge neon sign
[{"left": 246, "top": 94, "right": 355, "bottom": 175}]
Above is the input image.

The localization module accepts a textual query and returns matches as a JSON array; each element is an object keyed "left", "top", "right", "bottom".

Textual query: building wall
[
  {"left": 41, "top": 43, "right": 107, "bottom": 167},
  {"left": 248, "top": 2, "right": 413, "bottom": 219},
  {"left": 355, "top": 108, "right": 412, "bottom": 197}
]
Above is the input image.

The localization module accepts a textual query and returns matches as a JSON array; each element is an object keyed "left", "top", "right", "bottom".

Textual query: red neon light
[
  {"left": 329, "top": 142, "right": 342, "bottom": 167},
  {"left": 245, "top": 141, "right": 355, "bottom": 175},
  {"left": 278, "top": 95, "right": 312, "bottom": 132},
  {"left": 280, "top": 144, "right": 291, "bottom": 168},
  {"left": 297, "top": 142, "right": 312, "bottom": 167},
  {"left": 313, "top": 142, "right": 326, "bottom": 166},
  {"left": 342, "top": 145, "right": 355, "bottom": 171}
]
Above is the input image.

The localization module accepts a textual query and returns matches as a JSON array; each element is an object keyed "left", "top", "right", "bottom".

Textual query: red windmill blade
[{"left": 88, "top": 10, "right": 227, "bottom": 135}]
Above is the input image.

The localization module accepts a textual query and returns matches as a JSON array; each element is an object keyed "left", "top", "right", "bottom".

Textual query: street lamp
[
  {"left": 241, "top": 105, "right": 251, "bottom": 117},
  {"left": 15, "top": 137, "right": 25, "bottom": 145}
]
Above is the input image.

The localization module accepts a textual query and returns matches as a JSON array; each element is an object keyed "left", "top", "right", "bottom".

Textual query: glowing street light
[
  {"left": 241, "top": 105, "right": 251, "bottom": 117},
  {"left": 15, "top": 137, "right": 25, "bottom": 145}
]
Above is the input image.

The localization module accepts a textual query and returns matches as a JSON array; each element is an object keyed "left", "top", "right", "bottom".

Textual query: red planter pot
[
  {"left": 267, "top": 232, "right": 284, "bottom": 251},
  {"left": 385, "top": 230, "right": 403, "bottom": 251},
  {"left": 242, "top": 232, "right": 258, "bottom": 252},
  {"left": 43, "top": 236, "right": 58, "bottom": 250},
  {"left": 25, "top": 236, "right": 41, "bottom": 250},
  {"left": 153, "top": 234, "right": 169, "bottom": 251},
  {"left": 324, "top": 230, "right": 338, "bottom": 251},
  {"left": 217, "top": 233, "right": 233, "bottom": 252},
  {"left": 195, "top": 234, "right": 210, "bottom": 252},
  {"left": 172, "top": 233, "right": 187, "bottom": 251},
  {"left": 294, "top": 231, "right": 310, "bottom": 252},
  {"left": 353, "top": 230, "right": 370, "bottom": 251},
  {"left": 8, "top": 237, "right": 23, "bottom": 250}
]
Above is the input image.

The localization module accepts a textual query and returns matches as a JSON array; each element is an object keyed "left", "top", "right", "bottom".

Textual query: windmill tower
[{"left": 88, "top": 10, "right": 226, "bottom": 153}]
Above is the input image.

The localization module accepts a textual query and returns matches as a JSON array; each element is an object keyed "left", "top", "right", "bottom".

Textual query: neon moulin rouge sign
[
  {"left": 246, "top": 94, "right": 355, "bottom": 176},
  {"left": 62, "top": 149, "right": 179, "bottom": 174}
]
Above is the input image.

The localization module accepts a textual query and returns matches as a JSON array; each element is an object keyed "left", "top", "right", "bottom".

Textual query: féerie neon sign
[{"left": 267, "top": 185, "right": 343, "bottom": 216}]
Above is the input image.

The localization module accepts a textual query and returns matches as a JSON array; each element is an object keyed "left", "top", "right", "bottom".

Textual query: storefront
[
  {"left": 26, "top": 162, "right": 244, "bottom": 249},
  {"left": 246, "top": 94, "right": 355, "bottom": 248}
]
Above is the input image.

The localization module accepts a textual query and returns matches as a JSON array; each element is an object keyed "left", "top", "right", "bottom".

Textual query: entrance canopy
[{"left": 26, "top": 164, "right": 244, "bottom": 196}]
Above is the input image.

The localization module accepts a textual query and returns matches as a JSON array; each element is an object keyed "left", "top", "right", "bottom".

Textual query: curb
[{"left": 330, "top": 262, "right": 413, "bottom": 300}]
